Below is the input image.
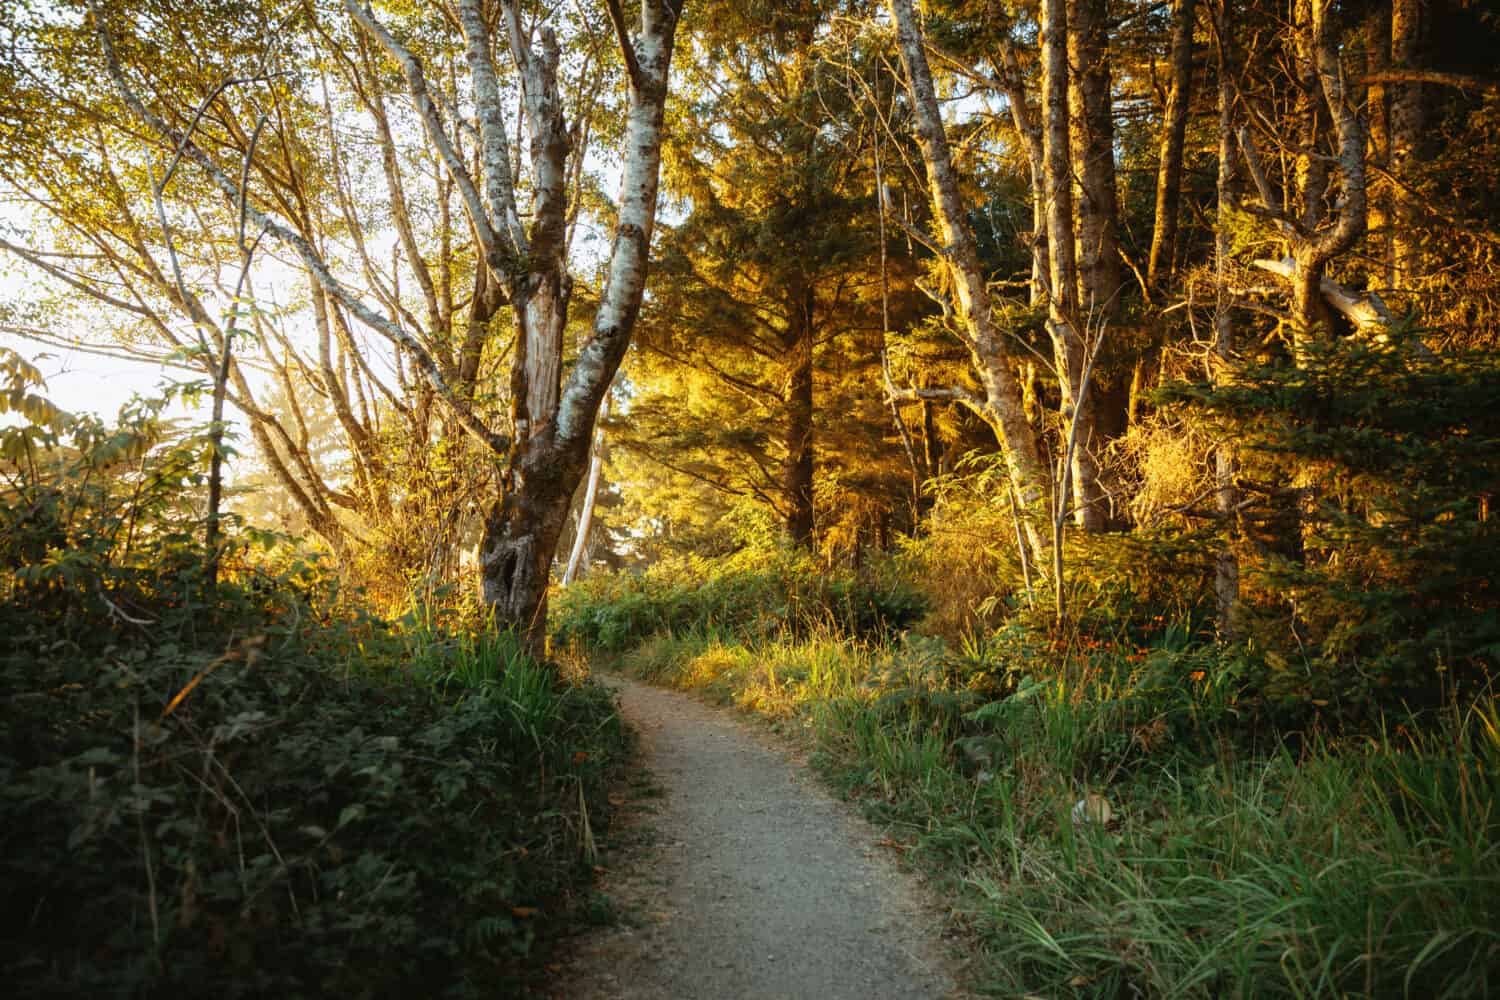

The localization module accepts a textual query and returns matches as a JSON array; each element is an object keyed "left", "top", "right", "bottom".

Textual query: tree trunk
[
  {"left": 887, "top": 0, "right": 1051, "bottom": 558},
  {"left": 1045, "top": 0, "right": 1108, "bottom": 531},
  {"left": 994, "top": 36, "right": 1048, "bottom": 307},
  {"left": 479, "top": 435, "right": 586, "bottom": 653},
  {"left": 563, "top": 395, "right": 609, "bottom": 586},
  {"left": 1237, "top": 0, "right": 1367, "bottom": 353},
  {"left": 1148, "top": 0, "right": 1197, "bottom": 288},
  {"left": 1067, "top": 0, "right": 1121, "bottom": 316},
  {"left": 782, "top": 286, "right": 815, "bottom": 548},
  {"left": 1365, "top": 3, "right": 1393, "bottom": 291},
  {"left": 1389, "top": 0, "right": 1425, "bottom": 291},
  {"left": 516, "top": 268, "right": 569, "bottom": 435},
  {"left": 1212, "top": 0, "right": 1240, "bottom": 638},
  {"left": 471, "top": 2, "right": 681, "bottom": 657},
  {"left": 1292, "top": 0, "right": 1330, "bottom": 249}
]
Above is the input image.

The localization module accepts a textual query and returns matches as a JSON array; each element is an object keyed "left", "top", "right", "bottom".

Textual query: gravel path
[{"left": 556, "top": 675, "right": 961, "bottom": 1000}]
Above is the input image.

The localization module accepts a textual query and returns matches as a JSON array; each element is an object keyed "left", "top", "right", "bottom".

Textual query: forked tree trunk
[
  {"left": 478, "top": 4, "right": 681, "bottom": 656},
  {"left": 887, "top": 0, "right": 1051, "bottom": 560},
  {"left": 98, "top": 0, "right": 683, "bottom": 658},
  {"left": 1238, "top": 0, "right": 1367, "bottom": 352}
]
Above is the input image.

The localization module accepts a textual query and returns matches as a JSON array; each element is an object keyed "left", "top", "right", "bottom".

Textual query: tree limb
[
  {"left": 603, "top": 0, "right": 643, "bottom": 92},
  {"left": 1361, "top": 69, "right": 1500, "bottom": 95},
  {"left": 94, "top": 1, "right": 512, "bottom": 460}
]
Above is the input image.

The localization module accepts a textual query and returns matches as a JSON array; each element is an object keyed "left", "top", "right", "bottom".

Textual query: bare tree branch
[
  {"left": 94, "top": 0, "right": 512, "bottom": 460},
  {"left": 603, "top": 0, "right": 643, "bottom": 92}
]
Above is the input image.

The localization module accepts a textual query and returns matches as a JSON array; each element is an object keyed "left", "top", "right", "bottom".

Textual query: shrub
[
  {"left": 552, "top": 545, "right": 926, "bottom": 654},
  {"left": 0, "top": 369, "right": 626, "bottom": 997},
  {"left": 1162, "top": 334, "right": 1500, "bottom": 713}
]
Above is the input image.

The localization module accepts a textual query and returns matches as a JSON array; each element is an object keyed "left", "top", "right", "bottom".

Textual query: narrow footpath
[{"left": 556, "top": 675, "right": 962, "bottom": 1000}]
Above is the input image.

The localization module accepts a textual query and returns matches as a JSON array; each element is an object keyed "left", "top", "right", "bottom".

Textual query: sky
[{"left": 0, "top": 242, "right": 229, "bottom": 429}]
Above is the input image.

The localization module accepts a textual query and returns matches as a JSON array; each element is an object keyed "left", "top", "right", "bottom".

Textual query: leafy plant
[{"left": 0, "top": 375, "right": 630, "bottom": 997}]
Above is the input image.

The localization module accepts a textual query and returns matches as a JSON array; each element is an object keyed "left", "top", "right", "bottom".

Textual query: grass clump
[{"left": 552, "top": 545, "right": 925, "bottom": 654}]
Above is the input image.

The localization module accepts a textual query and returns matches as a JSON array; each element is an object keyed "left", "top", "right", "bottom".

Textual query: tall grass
[
  {"left": 552, "top": 546, "right": 926, "bottom": 653},
  {"left": 577, "top": 579, "right": 1500, "bottom": 997}
]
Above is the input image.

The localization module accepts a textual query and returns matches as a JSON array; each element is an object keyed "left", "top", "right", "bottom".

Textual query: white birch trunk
[
  {"left": 563, "top": 395, "right": 610, "bottom": 586},
  {"left": 887, "top": 0, "right": 1050, "bottom": 559}
]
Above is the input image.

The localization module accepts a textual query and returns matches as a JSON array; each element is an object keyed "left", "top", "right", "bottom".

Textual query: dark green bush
[
  {"left": 0, "top": 636, "right": 623, "bottom": 998},
  {"left": 1162, "top": 334, "right": 1500, "bottom": 713},
  {"left": 0, "top": 363, "right": 625, "bottom": 997}
]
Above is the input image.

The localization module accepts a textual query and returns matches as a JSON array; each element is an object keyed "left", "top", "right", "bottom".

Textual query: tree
[
  {"left": 53, "top": 0, "right": 684, "bottom": 652},
  {"left": 886, "top": 0, "right": 1051, "bottom": 558},
  {"left": 603, "top": 6, "right": 924, "bottom": 559},
  {"left": 1235, "top": 0, "right": 1369, "bottom": 346}
]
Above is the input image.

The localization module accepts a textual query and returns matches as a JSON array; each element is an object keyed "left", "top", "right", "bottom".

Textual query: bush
[
  {"left": 1162, "top": 334, "right": 1500, "bottom": 713},
  {"left": 0, "top": 634, "right": 624, "bottom": 998},
  {"left": 552, "top": 545, "right": 926, "bottom": 654},
  {"left": 0, "top": 366, "right": 626, "bottom": 997}
]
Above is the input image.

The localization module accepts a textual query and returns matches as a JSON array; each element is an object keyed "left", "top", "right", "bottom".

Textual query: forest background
[{"left": 2, "top": 0, "right": 1498, "bottom": 995}]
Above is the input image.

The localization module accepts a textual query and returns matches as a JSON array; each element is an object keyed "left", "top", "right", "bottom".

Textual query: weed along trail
[{"left": 558, "top": 674, "right": 960, "bottom": 1000}]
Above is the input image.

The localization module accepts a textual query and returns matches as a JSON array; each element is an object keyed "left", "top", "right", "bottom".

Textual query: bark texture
[
  {"left": 1212, "top": 0, "right": 1240, "bottom": 638},
  {"left": 1067, "top": 0, "right": 1120, "bottom": 317},
  {"left": 1389, "top": 0, "right": 1425, "bottom": 291},
  {"left": 1148, "top": 0, "right": 1197, "bottom": 288}
]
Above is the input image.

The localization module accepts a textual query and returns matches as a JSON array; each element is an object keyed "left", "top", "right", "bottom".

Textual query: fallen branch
[{"left": 1251, "top": 257, "right": 1392, "bottom": 331}]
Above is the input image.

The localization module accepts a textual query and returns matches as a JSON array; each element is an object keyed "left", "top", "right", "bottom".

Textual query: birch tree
[
  {"left": 87, "top": 0, "right": 684, "bottom": 653},
  {"left": 886, "top": 0, "right": 1051, "bottom": 557}
]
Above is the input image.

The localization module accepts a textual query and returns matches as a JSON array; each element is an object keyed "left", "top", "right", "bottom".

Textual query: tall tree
[
  {"left": 78, "top": 0, "right": 685, "bottom": 651},
  {"left": 886, "top": 0, "right": 1051, "bottom": 556},
  {"left": 619, "top": 7, "right": 911, "bottom": 552}
]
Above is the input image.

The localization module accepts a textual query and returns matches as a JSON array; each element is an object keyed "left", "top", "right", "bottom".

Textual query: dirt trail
[{"left": 556, "top": 675, "right": 961, "bottom": 1000}]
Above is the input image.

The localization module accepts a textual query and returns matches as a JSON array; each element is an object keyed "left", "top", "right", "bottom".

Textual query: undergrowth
[
  {"left": 0, "top": 365, "right": 626, "bottom": 997},
  {"left": 558, "top": 555, "right": 1500, "bottom": 998},
  {"left": 552, "top": 545, "right": 925, "bottom": 654}
]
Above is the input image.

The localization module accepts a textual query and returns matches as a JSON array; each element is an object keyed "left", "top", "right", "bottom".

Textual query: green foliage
[
  {"left": 0, "top": 379, "right": 627, "bottom": 997},
  {"left": 576, "top": 532, "right": 1499, "bottom": 997},
  {"left": 552, "top": 545, "right": 926, "bottom": 654},
  {"left": 619, "top": 621, "right": 1500, "bottom": 997},
  {"left": 1163, "top": 335, "right": 1500, "bottom": 712}
]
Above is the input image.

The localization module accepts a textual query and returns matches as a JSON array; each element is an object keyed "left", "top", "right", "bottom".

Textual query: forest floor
[{"left": 553, "top": 674, "right": 965, "bottom": 1000}]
